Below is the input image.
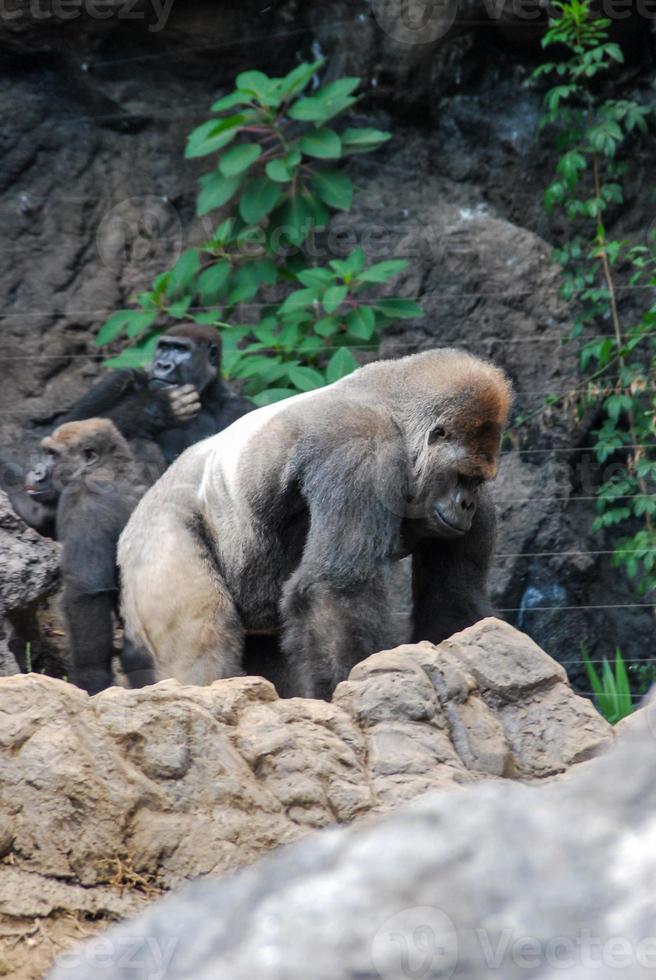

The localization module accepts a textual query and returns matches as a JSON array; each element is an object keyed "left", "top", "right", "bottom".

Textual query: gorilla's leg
[
  {"left": 280, "top": 568, "right": 398, "bottom": 700},
  {"left": 411, "top": 497, "right": 496, "bottom": 645},
  {"left": 121, "top": 531, "right": 245, "bottom": 685},
  {"left": 120, "top": 636, "right": 155, "bottom": 688},
  {"left": 62, "top": 588, "right": 115, "bottom": 695}
]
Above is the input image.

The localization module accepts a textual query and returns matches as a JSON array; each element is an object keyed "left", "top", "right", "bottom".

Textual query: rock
[
  {"left": 0, "top": 620, "right": 610, "bottom": 944},
  {"left": 0, "top": 491, "right": 60, "bottom": 676},
  {"left": 52, "top": 696, "right": 655, "bottom": 980}
]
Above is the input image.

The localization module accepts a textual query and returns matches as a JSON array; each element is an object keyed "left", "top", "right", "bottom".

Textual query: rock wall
[{"left": 0, "top": 619, "right": 612, "bottom": 978}]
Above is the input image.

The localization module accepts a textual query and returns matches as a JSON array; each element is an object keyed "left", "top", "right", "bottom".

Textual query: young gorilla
[
  {"left": 1, "top": 324, "right": 254, "bottom": 536},
  {"left": 118, "top": 349, "right": 512, "bottom": 699},
  {"left": 43, "top": 419, "right": 153, "bottom": 695}
]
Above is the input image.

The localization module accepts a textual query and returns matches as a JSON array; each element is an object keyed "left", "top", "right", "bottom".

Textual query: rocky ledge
[{"left": 0, "top": 618, "right": 612, "bottom": 978}]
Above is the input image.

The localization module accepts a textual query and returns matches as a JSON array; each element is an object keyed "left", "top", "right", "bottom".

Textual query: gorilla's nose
[
  {"left": 155, "top": 360, "right": 176, "bottom": 376},
  {"left": 458, "top": 489, "right": 476, "bottom": 512}
]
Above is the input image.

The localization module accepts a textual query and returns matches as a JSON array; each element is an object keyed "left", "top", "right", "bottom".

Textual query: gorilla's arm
[
  {"left": 280, "top": 431, "right": 407, "bottom": 699},
  {"left": 61, "top": 369, "right": 184, "bottom": 441},
  {"left": 411, "top": 492, "right": 496, "bottom": 645},
  {"left": 210, "top": 388, "right": 255, "bottom": 430}
]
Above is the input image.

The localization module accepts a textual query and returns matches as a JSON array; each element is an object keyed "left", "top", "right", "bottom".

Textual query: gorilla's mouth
[
  {"left": 433, "top": 506, "right": 469, "bottom": 537},
  {"left": 25, "top": 485, "right": 48, "bottom": 499},
  {"left": 148, "top": 378, "right": 178, "bottom": 390}
]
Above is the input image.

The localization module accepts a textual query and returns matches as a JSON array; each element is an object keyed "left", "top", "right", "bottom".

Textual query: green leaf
[
  {"left": 357, "top": 259, "right": 407, "bottom": 284},
  {"left": 296, "top": 267, "right": 335, "bottom": 289},
  {"left": 185, "top": 115, "right": 245, "bottom": 159},
  {"left": 219, "top": 143, "right": 262, "bottom": 177},
  {"left": 326, "top": 347, "right": 359, "bottom": 383},
  {"left": 288, "top": 365, "right": 325, "bottom": 391},
  {"left": 197, "top": 262, "right": 231, "bottom": 306},
  {"left": 298, "top": 127, "right": 342, "bottom": 159},
  {"left": 330, "top": 248, "right": 366, "bottom": 280},
  {"left": 96, "top": 310, "right": 138, "bottom": 346},
  {"left": 211, "top": 91, "right": 250, "bottom": 113},
  {"left": 253, "top": 387, "right": 297, "bottom": 406},
  {"left": 322, "top": 285, "right": 348, "bottom": 314},
  {"left": 272, "top": 192, "right": 316, "bottom": 247},
  {"left": 167, "top": 249, "right": 201, "bottom": 299},
  {"left": 197, "top": 171, "right": 242, "bottom": 216},
  {"left": 582, "top": 649, "right": 604, "bottom": 701},
  {"left": 194, "top": 311, "right": 225, "bottom": 326},
  {"left": 239, "top": 176, "right": 283, "bottom": 224},
  {"left": 266, "top": 150, "right": 301, "bottom": 182},
  {"left": 277, "top": 59, "right": 324, "bottom": 102},
  {"left": 169, "top": 297, "right": 192, "bottom": 319},
  {"left": 266, "top": 159, "right": 294, "bottom": 183},
  {"left": 125, "top": 311, "right": 158, "bottom": 338},
  {"left": 372, "top": 298, "right": 423, "bottom": 319},
  {"left": 314, "top": 315, "right": 340, "bottom": 337},
  {"left": 340, "top": 127, "right": 391, "bottom": 154},
  {"left": 289, "top": 77, "right": 360, "bottom": 123},
  {"left": 236, "top": 70, "right": 279, "bottom": 106},
  {"left": 345, "top": 306, "right": 375, "bottom": 339},
  {"left": 311, "top": 169, "right": 353, "bottom": 210},
  {"left": 278, "top": 287, "right": 319, "bottom": 315}
]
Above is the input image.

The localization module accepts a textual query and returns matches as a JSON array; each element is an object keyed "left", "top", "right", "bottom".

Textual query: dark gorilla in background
[
  {"left": 119, "top": 348, "right": 512, "bottom": 700},
  {"left": 63, "top": 323, "right": 254, "bottom": 464},
  {"left": 1, "top": 324, "right": 254, "bottom": 536}
]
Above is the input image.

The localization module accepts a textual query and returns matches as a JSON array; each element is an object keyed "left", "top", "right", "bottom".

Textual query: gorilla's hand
[{"left": 166, "top": 385, "right": 202, "bottom": 425}]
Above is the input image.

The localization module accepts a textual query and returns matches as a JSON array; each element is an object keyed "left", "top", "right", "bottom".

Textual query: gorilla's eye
[
  {"left": 428, "top": 425, "right": 447, "bottom": 444},
  {"left": 208, "top": 344, "right": 219, "bottom": 366},
  {"left": 83, "top": 448, "right": 99, "bottom": 464}
]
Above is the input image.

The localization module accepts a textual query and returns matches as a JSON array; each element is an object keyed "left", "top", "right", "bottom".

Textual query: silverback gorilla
[
  {"left": 118, "top": 349, "right": 512, "bottom": 699},
  {"left": 42, "top": 419, "right": 153, "bottom": 695}
]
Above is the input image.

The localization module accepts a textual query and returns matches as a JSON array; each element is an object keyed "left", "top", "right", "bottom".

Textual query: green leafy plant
[
  {"left": 533, "top": 0, "right": 656, "bottom": 594},
  {"left": 97, "top": 61, "right": 422, "bottom": 404},
  {"left": 630, "top": 658, "right": 656, "bottom": 695},
  {"left": 582, "top": 646, "right": 633, "bottom": 724}
]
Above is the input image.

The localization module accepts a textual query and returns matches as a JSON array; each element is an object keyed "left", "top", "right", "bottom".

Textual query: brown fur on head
[
  {"left": 379, "top": 348, "right": 512, "bottom": 480},
  {"left": 162, "top": 323, "right": 222, "bottom": 354},
  {"left": 41, "top": 419, "right": 136, "bottom": 487}
]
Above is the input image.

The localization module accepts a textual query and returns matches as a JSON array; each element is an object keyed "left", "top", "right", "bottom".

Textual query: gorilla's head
[
  {"left": 37, "top": 419, "right": 134, "bottom": 493},
  {"left": 148, "top": 324, "right": 221, "bottom": 395},
  {"left": 391, "top": 349, "right": 512, "bottom": 540}
]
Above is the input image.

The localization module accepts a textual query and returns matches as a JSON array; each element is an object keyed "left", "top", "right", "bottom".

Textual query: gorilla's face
[
  {"left": 25, "top": 453, "right": 59, "bottom": 503},
  {"left": 148, "top": 336, "right": 219, "bottom": 394},
  {"left": 406, "top": 416, "right": 500, "bottom": 540}
]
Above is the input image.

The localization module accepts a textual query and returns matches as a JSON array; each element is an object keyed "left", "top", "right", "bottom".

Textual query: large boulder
[
  {"left": 0, "top": 491, "right": 60, "bottom": 676},
  {"left": 0, "top": 619, "right": 612, "bottom": 977},
  {"left": 50, "top": 695, "right": 654, "bottom": 980}
]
